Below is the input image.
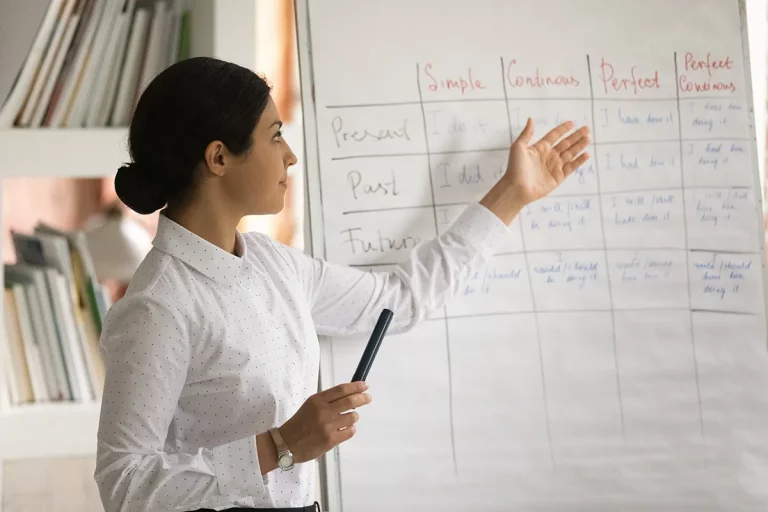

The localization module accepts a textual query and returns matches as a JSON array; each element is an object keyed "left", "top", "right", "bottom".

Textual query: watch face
[{"left": 278, "top": 452, "right": 294, "bottom": 469}]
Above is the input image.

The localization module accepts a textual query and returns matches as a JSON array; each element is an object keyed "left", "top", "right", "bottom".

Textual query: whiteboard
[{"left": 295, "top": 1, "right": 768, "bottom": 510}]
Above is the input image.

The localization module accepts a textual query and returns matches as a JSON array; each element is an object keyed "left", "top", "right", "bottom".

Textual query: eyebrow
[{"left": 270, "top": 120, "right": 283, "bottom": 130}]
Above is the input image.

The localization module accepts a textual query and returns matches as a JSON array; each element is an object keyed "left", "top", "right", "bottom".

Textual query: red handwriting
[
  {"left": 679, "top": 52, "right": 737, "bottom": 93},
  {"left": 424, "top": 63, "right": 485, "bottom": 94},
  {"left": 506, "top": 59, "right": 579, "bottom": 88},
  {"left": 684, "top": 52, "right": 733, "bottom": 77},
  {"left": 678, "top": 75, "right": 737, "bottom": 93},
  {"left": 599, "top": 58, "right": 660, "bottom": 95}
]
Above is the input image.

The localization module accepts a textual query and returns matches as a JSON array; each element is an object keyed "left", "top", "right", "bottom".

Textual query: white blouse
[{"left": 94, "top": 202, "right": 510, "bottom": 512}]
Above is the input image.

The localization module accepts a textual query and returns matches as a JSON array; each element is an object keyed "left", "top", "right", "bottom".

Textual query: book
[
  {"left": 67, "top": 0, "right": 122, "bottom": 126},
  {"left": 48, "top": 0, "right": 107, "bottom": 127},
  {"left": 1, "top": 287, "right": 35, "bottom": 404},
  {"left": 86, "top": 0, "right": 136, "bottom": 126},
  {"left": 0, "top": 0, "right": 66, "bottom": 127},
  {"left": 110, "top": 6, "right": 150, "bottom": 126},
  {"left": 30, "top": 0, "right": 85, "bottom": 127},
  {"left": 5, "top": 263, "right": 70, "bottom": 401},
  {"left": 2, "top": 224, "right": 111, "bottom": 406},
  {"left": 36, "top": 230, "right": 104, "bottom": 398},
  {"left": 4, "top": 0, "right": 189, "bottom": 128},
  {"left": 0, "top": 0, "right": 52, "bottom": 117},
  {"left": 8, "top": 283, "right": 50, "bottom": 402},
  {"left": 17, "top": 0, "right": 78, "bottom": 127},
  {"left": 136, "top": 0, "right": 168, "bottom": 99}
]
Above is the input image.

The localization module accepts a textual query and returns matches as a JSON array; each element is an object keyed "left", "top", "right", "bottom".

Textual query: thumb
[{"left": 515, "top": 117, "right": 534, "bottom": 145}]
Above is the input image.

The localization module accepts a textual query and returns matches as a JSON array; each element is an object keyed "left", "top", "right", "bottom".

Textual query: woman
[{"left": 94, "top": 57, "right": 590, "bottom": 512}]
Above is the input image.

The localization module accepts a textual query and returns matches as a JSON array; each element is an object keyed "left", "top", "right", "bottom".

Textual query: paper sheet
[{"left": 301, "top": 1, "right": 768, "bottom": 509}]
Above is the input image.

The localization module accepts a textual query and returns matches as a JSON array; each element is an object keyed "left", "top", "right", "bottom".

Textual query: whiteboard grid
[
  {"left": 320, "top": 52, "right": 760, "bottom": 462},
  {"left": 296, "top": 1, "right": 768, "bottom": 510}
]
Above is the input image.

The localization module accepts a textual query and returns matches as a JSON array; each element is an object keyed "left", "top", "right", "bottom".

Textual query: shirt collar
[{"left": 151, "top": 213, "right": 247, "bottom": 286}]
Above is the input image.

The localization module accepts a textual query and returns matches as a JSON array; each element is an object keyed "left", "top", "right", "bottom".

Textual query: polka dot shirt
[{"left": 93, "top": 203, "right": 509, "bottom": 512}]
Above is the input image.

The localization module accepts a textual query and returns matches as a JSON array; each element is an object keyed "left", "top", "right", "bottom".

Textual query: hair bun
[{"left": 115, "top": 162, "right": 168, "bottom": 215}]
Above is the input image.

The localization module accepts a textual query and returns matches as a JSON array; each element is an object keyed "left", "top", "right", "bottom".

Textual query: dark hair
[{"left": 115, "top": 57, "right": 272, "bottom": 214}]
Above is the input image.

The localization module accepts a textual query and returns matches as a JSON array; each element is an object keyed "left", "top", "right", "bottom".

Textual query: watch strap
[{"left": 269, "top": 427, "right": 289, "bottom": 454}]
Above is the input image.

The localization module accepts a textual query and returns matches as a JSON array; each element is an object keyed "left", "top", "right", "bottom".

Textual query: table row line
[
  {"left": 322, "top": 190, "right": 763, "bottom": 262},
  {"left": 349, "top": 53, "right": 749, "bottom": 103},
  {"left": 318, "top": 98, "right": 752, "bottom": 157},
  {"left": 320, "top": 140, "right": 755, "bottom": 203},
  {"left": 327, "top": 96, "right": 746, "bottom": 107},
  {"left": 341, "top": 249, "right": 763, "bottom": 316}
]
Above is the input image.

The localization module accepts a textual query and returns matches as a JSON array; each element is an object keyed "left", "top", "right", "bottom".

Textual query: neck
[{"left": 165, "top": 197, "right": 242, "bottom": 255}]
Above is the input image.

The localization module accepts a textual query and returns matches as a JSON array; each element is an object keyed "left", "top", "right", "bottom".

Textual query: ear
[{"left": 203, "top": 140, "right": 229, "bottom": 177}]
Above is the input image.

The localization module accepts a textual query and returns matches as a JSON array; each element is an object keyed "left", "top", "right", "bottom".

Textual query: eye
[{"left": 273, "top": 130, "right": 284, "bottom": 142}]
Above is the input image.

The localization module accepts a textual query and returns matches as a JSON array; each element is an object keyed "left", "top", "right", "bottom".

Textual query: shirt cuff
[
  {"left": 211, "top": 435, "right": 266, "bottom": 499},
  {"left": 447, "top": 202, "right": 512, "bottom": 257}
]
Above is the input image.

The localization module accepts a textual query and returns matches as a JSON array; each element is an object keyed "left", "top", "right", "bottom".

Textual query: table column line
[
  {"left": 586, "top": 54, "right": 627, "bottom": 440},
  {"left": 673, "top": 51, "right": 706, "bottom": 443},
  {"left": 415, "top": 62, "right": 458, "bottom": 474},
  {"left": 500, "top": 56, "right": 556, "bottom": 469}
]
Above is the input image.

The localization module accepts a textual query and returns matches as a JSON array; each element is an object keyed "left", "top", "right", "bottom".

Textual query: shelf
[
  {"left": 0, "top": 1, "right": 260, "bottom": 469},
  {"left": 0, "top": 128, "right": 128, "bottom": 179},
  {"left": 0, "top": 401, "right": 100, "bottom": 459}
]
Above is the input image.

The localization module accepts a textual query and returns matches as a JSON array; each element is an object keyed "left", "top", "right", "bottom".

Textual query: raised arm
[{"left": 275, "top": 119, "right": 590, "bottom": 337}]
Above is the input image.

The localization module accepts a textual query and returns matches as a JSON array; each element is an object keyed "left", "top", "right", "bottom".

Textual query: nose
[{"left": 285, "top": 142, "right": 298, "bottom": 167}]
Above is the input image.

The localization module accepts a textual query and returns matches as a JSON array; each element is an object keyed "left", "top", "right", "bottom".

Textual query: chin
[
  {"left": 247, "top": 187, "right": 287, "bottom": 216},
  {"left": 247, "top": 199, "right": 284, "bottom": 216},
  {"left": 268, "top": 198, "right": 286, "bottom": 215}
]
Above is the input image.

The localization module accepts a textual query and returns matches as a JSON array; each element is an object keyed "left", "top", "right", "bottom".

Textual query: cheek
[{"left": 250, "top": 146, "right": 284, "bottom": 183}]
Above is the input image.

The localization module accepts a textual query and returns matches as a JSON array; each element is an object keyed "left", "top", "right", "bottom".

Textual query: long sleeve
[
  {"left": 94, "top": 295, "right": 265, "bottom": 512},
  {"left": 273, "top": 202, "right": 511, "bottom": 337}
]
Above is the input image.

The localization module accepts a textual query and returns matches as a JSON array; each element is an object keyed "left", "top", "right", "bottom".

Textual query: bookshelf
[
  {"left": 0, "top": 402, "right": 101, "bottom": 459},
  {"left": 0, "top": 128, "right": 127, "bottom": 178},
  {"left": 0, "top": 0, "right": 257, "bottom": 466}
]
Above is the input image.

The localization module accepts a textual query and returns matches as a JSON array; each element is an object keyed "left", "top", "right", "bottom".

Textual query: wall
[
  {"left": 2, "top": 178, "right": 103, "bottom": 263},
  {"left": 3, "top": 457, "right": 101, "bottom": 512}
]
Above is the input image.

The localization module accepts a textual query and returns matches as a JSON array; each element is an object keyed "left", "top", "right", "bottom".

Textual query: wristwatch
[{"left": 268, "top": 427, "right": 295, "bottom": 471}]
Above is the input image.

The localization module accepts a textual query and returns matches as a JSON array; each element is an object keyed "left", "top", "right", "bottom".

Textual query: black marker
[{"left": 351, "top": 309, "right": 394, "bottom": 382}]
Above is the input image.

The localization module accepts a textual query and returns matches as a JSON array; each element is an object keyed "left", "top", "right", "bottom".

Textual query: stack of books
[
  {"left": 0, "top": 0, "right": 190, "bottom": 129},
  {"left": 1, "top": 226, "right": 110, "bottom": 405}
]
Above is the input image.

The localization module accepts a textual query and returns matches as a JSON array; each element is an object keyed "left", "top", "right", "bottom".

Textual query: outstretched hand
[{"left": 504, "top": 118, "right": 591, "bottom": 206}]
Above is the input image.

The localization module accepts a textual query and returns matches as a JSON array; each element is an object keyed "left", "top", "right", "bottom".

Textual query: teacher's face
[{"left": 225, "top": 97, "right": 297, "bottom": 215}]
